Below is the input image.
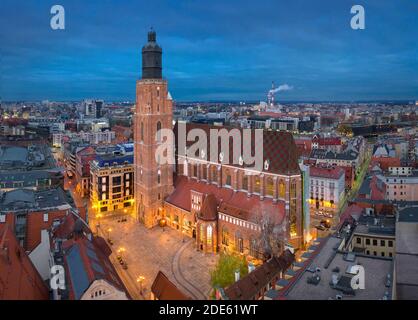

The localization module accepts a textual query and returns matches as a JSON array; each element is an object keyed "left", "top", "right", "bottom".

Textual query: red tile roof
[
  {"left": 151, "top": 271, "right": 190, "bottom": 300},
  {"left": 370, "top": 175, "right": 386, "bottom": 201},
  {"left": 309, "top": 166, "right": 344, "bottom": 180},
  {"left": 166, "top": 176, "right": 286, "bottom": 224},
  {"left": 198, "top": 193, "right": 218, "bottom": 221},
  {"left": 174, "top": 123, "right": 300, "bottom": 175},
  {"left": 371, "top": 156, "right": 401, "bottom": 171},
  {"left": 52, "top": 212, "right": 130, "bottom": 300},
  {"left": 0, "top": 224, "right": 49, "bottom": 300},
  {"left": 312, "top": 136, "right": 342, "bottom": 146},
  {"left": 338, "top": 204, "right": 363, "bottom": 228},
  {"left": 224, "top": 250, "right": 295, "bottom": 300},
  {"left": 63, "top": 235, "right": 129, "bottom": 300}
]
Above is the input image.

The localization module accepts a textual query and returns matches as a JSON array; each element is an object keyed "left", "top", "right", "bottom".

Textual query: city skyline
[
  {"left": 1, "top": 20, "right": 418, "bottom": 303},
  {"left": 1, "top": 0, "right": 418, "bottom": 102}
]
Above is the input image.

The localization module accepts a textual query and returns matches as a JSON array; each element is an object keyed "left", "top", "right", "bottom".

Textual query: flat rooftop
[
  {"left": 398, "top": 206, "right": 418, "bottom": 223},
  {"left": 0, "top": 187, "right": 71, "bottom": 213},
  {"left": 395, "top": 207, "right": 418, "bottom": 299},
  {"left": 286, "top": 236, "right": 393, "bottom": 300},
  {"left": 0, "top": 144, "right": 54, "bottom": 171},
  {"left": 0, "top": 146, "right": 29, "bottom": 163},
  {"left": 354, "top": 215, "right": 396, "bottom": 237}
]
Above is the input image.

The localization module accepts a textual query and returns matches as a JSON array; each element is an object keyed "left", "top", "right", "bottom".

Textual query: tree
[
  {"left": 210, "top": 254, "right": 248, "bottom": 289},
  {"left": 251, "top": 208, "right": 287, "bottom": 260},
  {"left": 337, "top": 124, "right": 353, "bottom": 137}
]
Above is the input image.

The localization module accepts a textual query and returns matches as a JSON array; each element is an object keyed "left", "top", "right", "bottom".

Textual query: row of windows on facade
[
  {"left": 389, "top": 184, "right": 409, "bottom": 189},
  {"left": 311, "top": 180, "right": 336, "bottom": 188},
  {"left": 90, "top": 289, "right": 106, "bottom": 299},
  {"left": 99, "top": 195, "right": 133, "bottom": 205},
  {"left": 221, "top": 229, "right": 262, "bottom": 258},
  {"left": 94, "top": 174, "right": 132, "bottom": 185},
  {"left": 184, "top": 163, "right": 297, "bottom": 198},
  {"left": 99, "top": 191, "right": 133, "bottom": 201},
  {"left": 387, "top": 191, "right": 409, "bottom": 197},
  {"left": 198, "top": 223, "right": 260, "bottom": 256},
  {"left": 365, "top": 250, "right": 393, "bottom": 257},
  {"left": 356, "top": 237, "right": 394, "bottom": 247},
  {"left": 99, "top": 201, "right": 132, "bottom": 212},
  {"left": 99, "top": 183, "right": 132, "bottom": 193},
  {"left": 386, "top": 178, "right": 410, "bottom": 184},
  {"left": 311, "top": 190, "right": 336, "bottom": 201},
  {"left": 310, "top": 195, "right": 335, "bottom": 203}
]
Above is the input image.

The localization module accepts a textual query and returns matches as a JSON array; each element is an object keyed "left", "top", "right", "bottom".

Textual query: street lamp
[
  {"left": 107, "top": 227, "right": 112, "bottom": 240},
  {"left": 136, "top": 275, "right": 145, "bottom": 295},
  {"left": 117, "top": 247, "right": 126, "bottom": 260},
  {"left": 96, "top": 213, "right": 103, "bottom": 233}
]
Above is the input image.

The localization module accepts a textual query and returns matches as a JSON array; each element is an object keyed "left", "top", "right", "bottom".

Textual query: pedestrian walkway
[{"left": 171, "top": 240, "right": 207, "bottom": 300}]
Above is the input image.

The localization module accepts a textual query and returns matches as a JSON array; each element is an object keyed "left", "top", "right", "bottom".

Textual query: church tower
[{"left": 134, "top": 30, "right": 174, "bottom": 227}]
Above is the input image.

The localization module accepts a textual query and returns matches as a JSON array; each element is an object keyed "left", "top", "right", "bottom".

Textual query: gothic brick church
[{"left": 134, "top": 30, "right": 304, "bottom": 257}]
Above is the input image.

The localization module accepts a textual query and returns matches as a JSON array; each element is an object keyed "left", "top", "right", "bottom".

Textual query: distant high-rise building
[
  {"left": 83, "top": 99, "right": 104, "bottom": 118},
  {"left": 95, "top": 100, "right": 103, "bottom": 118}
]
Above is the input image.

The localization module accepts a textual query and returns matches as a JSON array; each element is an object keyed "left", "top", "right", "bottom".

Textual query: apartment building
[
  {"left": 90, "top": 153, "right": 134, "bottom": 214},
  {"left": 348, "top": 212, "right": 396, "bottom": 258},
  {"left": 308, "top": 166, "right": 345, "bottom": 220},
  {"left": 380, "top": 168, "right": 418, "bottom": 201}
]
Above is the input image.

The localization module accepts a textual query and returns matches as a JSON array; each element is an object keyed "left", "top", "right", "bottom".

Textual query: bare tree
[{"left": 251, "top": 207, "right": 287, "bottom": 260}]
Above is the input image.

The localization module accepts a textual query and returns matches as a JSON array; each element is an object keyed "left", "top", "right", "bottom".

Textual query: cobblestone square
[{"left": 97, "top": 216, "right": 219, "bottom": 300}]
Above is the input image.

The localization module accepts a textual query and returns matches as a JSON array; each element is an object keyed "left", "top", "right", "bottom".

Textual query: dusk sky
[{"left": 1, "top": 0, "right": 417, "bottom": 102}]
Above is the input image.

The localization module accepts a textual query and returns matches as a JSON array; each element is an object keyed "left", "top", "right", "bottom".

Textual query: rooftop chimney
[
  {"left": 248, "top": 262, "right": 255, "bottom": 273},
  {"left": 234, "top": 269, "right": 240, "bottom": 282}
]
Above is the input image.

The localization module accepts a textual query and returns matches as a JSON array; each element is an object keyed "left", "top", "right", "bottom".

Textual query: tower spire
[{"left": 142, "top": 29, "right": 162, "bottom": 79}]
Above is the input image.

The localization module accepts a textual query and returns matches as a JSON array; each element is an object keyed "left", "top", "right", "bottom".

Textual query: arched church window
[
  {"left": 235, "top": 231, "right": 244, "bottom": 253},
  {"left": 222, "top": 227, "right": 229, "bottom": 246},
  {"left": 266, "top": 177, "right": 274, "bottom": 197},
  {"left": 242, "top": 175, "right": 248, "bottom": 191},
  {"left": 225, "top": 169, "right": 231, "bottom": 187},
  {"left": 202, "top": 166, "right": 207, "bottom": 180},
  {"left": 249, "top": 237, "right": 258, "bottom": 258},
  {"left": 254, "top": 176, "right": 261, "bottom": 194},
  {"left": 207, "top": 225, "right": 213, "bottom": 246},
  {"left": 290, "top": 180, "right": 297, "bottom": 198},
  {"left": 211, "top": 166, "right": 218, "bottom": 182},
  {"left": 193, "top": 163, "right": 198, "bottom": 178},
  {"left": 279, "top": 180, "right": 286, "bottom": 198}
]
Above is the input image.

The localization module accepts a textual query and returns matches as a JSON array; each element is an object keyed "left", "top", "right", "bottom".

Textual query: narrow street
[{"left": 337, "top": 143, "right": 372, "bottom": 219}]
